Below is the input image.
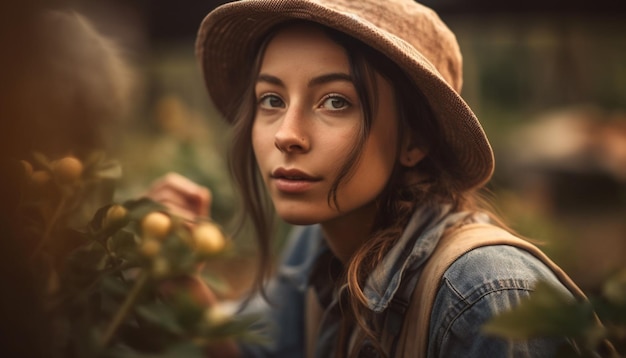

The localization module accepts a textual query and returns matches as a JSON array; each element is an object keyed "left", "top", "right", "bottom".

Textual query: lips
[
  {"left": 271, "top": 168, "right": 319, "bottom": 181},
  {"left": 270, "top": 168, "right": 321, "bottom": 193}
]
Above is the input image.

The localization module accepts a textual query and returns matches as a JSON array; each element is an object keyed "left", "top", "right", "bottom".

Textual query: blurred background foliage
[{"left": 1, "top": 0, "right": 625, "bottom": 355}]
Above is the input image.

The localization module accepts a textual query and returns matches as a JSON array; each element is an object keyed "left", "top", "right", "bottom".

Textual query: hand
[{"left": 144, "top": 172, "right": 211, "bottom": 222}]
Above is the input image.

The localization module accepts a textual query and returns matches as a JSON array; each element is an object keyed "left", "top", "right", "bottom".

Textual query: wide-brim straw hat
[{"left": 196, "top": 0, "right": 494, "bottom": 190}]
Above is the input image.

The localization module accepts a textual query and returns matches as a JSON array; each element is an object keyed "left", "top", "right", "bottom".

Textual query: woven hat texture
[{"left": 196, "top": 0, "right": 494, "bottom": 189}]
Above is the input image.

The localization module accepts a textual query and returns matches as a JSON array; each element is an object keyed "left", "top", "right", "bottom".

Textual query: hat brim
[{"left": 196, "top": 0, "right": 494, "bottom": 190}]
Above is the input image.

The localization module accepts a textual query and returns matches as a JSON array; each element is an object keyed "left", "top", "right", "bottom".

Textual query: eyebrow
[{"left": 256, "top": 72, "right": 353, "bottom": 88}]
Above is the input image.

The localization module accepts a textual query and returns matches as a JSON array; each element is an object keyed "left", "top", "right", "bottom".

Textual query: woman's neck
[{"left": 320, "top": 201, "right": 377, "bottom": 264}]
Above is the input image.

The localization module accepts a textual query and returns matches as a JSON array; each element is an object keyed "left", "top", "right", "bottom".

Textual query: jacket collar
[
  {"left": 308, "top": 203, "right": 489, "bottom": 313},
  {"left": 363, "top": 204, "right": 488, "bottom": 312}
]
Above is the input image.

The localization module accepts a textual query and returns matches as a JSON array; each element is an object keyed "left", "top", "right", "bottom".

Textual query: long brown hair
[{"left": 228, "top": 21, "right": 489, "bottom": 357}]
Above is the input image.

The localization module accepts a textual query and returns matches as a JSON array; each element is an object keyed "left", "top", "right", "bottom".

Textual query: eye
[
  {"left": 320, "top": 95, "right": 351, "bottom": 111},
  {"left": 258, "top": 94, "right": 285, "bottom": 109}
]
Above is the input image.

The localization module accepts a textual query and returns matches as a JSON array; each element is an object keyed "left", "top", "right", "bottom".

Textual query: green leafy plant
[
  {"left": 483, "top": 272, "right": 626, "bottom": 357},
  {"left": 19, "top": 152, "right": 261, "bottom": 358}
]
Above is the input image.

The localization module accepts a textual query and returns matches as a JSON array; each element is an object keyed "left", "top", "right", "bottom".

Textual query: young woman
[{"left": 186, "top": 0, "right": 579, "bottom": 356}]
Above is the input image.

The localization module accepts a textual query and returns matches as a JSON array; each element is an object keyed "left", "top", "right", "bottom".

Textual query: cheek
[
  {"left": 323, "top": 137, "right": 355, "bottom": 174},
  {"left": 356, "top": 119, "right": 399, "bottom": 187},
  {"left": 323, "top": 123, "right": 364, "bottom": 170},
  {"left": 337, "top": 135, "right": 398, "bottom": 204}
]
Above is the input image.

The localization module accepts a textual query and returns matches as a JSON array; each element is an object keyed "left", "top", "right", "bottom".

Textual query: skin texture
[{"left": 252, "top": 24, "right": 421, "bottom": 262}]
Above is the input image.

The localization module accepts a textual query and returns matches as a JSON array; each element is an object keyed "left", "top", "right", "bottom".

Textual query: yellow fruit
[
  {"left": 31, "top": 170, "right": 52, "bottom": 186},
  {"left": 151, "top": 257, "right": 170, "bottom": 278},
  {"left": 192, "top": 222, "right": 226, "bottom": 255},
  {"left": 141, "top": 212, "right": 172, "bottom": 240},
  {"left": 102, "top": 204, "right": 127, "bottom": 228},
  {"left": 139, "top": 239, "right": 161, "bottom": 258},
  {"left": 52, "top": 156, "right": 83, "bottom": 184},
  {"left": 203, "top": 305, "right": 232, "bottom": 326}
]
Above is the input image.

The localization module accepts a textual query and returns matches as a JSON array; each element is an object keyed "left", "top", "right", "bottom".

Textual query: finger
[
  {"left": 156, "top": 173, "right": 211, "bottom": 200},
  {"left": 190, "top": 186, "right": 211, "bottom": 217},
  {"left": 147, "top": 188, "right": 194, "bottom": 212},
  {"left": 151, "top": 190, "right": 208, "bottom": 219},
  {"left": 145, "top": 176, "right": 212, "bottom": 219}
]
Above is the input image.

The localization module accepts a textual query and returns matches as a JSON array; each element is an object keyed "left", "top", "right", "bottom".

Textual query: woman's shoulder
[
  {"left": 427, "top": 244, "right": 574, "bottom": 357},
  {"left": 441, "top": 244, "right": 571, "bottom": 300}
]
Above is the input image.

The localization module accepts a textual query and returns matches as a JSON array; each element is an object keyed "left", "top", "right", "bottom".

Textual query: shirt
[{"left": 238, "top": 204, "right": 573, "bottom": 357}]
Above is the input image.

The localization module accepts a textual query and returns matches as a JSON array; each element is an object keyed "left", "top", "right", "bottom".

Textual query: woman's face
[{"left": 252, "top": 24, "right": 401, "bottom": 226}]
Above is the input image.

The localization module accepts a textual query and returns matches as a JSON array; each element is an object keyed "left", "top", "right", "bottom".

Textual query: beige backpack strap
[{"left": 397, "top": 223, "right": 587, "bottom": 358}]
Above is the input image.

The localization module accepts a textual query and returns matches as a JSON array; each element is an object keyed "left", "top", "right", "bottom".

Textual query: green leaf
[
  {"left": 134, "top": 302, "right": 185, "bottom": 335},
  {"left": 80, "top": 151, "right": 122, "bottom": 181},
  {"left": 122, "top": 198, "right": 167, "bottom": 221},
  {"left": 88, "top": 205, "right": 109, "bottom": 233},
  {"left": 98, "top": 276, "right": 132, "bottom": 319},
  {"left": 65, "top": 242, "right": 108, "bottom": 277},
  {"left": 82, "top": 150, "right": 107, "bottom": 171},
  {"left": 167, "top": 292, "right": 205, "bottom": 330},
  {"left": 67, "top": 180, "right": 117, "bottom": 230},
  {"left": 32, "top": 151, "right": 52, "bottom": 170},
  {"left": 100, "top": 275, "right": 131, "bottom": 298},
  {"left": 592, "top": 297, "right": 626, "bottom": 327},
  {"left": 96, "top": 159, "right": 123, "bottom": 180},
  {"left": 602, "top": 269, "right": 626, "bottom": 306},
  {"left": 482, "top": 281, "right": 596, "bottom": 340},
  {"left": 109, "top": 230, "right": 140, "bottom": 261},
  {"left": 199, "top": 271, "right": 230, "bottom": 296},
  {"left": 89, "top": 204, "right": 123, "bottom": 235},
  {"left": 158, "top": 233, "right": 198, "bottom": 275}
]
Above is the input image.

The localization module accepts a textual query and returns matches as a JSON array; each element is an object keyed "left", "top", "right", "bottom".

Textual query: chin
[{"left": 275, "top": 208, "right": 332, "bottom": 226}]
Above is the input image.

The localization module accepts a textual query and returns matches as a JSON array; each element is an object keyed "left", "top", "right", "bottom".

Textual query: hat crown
[{"left": 307, "top": 0, "right": 463, "bottom": 92}]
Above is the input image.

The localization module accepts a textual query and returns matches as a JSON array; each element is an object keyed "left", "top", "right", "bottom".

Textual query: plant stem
[
  {"left": 100, "top": 271, "right": 149, "bottom": 347},
  {"left": 30, "top": 195, "right": 68, "bottom": 260}
]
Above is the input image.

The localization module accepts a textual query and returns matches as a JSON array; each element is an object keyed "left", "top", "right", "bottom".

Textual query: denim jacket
[{"left": 238, "top": 204, "right": 573, "bottom": 357}]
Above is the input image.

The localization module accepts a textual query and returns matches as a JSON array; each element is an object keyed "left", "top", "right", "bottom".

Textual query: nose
[{"left": 274, "top": 106, "right": 310, "bottom": 153}]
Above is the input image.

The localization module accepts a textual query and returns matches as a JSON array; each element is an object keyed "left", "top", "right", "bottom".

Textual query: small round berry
[
  {"left": 192, "top": 222, "right": 226, "bottom": 255},
  {"left": 203, "top": 304, "right": 232, "bottom": 327},
  {"left": 102, "top": 204, "right": 128, "bottom": 229},
  {"left": 151, "top": 257, "right": 170, "bottom": 278},
  {"left": 31, "top": 170, "right": 52, "bottom": 186},
  {"left": 141, "top": 212, "right": 172, "bottom": 240},
  {"left": 139, "top": 239, "right": 161, "bottom": 258},
  {"left": 52, "top": 156, "right": 84, "bottom": 184}
]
